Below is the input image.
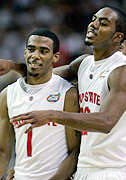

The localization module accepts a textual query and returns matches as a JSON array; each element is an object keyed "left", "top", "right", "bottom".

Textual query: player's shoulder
[
  {"left": 53, "top": 73, "right": 72, "bottom": 85},
  {"left": 52, "top": 74, "right": 73, "bottom": 95},
  {"left": 108, "top": 64, "right": 126, "bottom": 92}
]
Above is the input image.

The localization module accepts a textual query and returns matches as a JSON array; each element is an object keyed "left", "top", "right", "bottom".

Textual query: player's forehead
[
  {"left": 28, "top": 35, "right": 53, "bottom": 45},
  {"left": 94, "top": 7, "right": 118, "bottom": 22},
  {"left": 27, "top": 35, "right": 54, "bottom": 49}
]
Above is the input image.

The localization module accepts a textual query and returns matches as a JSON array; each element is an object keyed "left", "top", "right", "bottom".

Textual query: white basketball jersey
[
  {"left": 7, "top": 74, "right": 73, "bottom": 180},
  {"left": 78, "top": 51, "right": 126, "bottom": 168}
]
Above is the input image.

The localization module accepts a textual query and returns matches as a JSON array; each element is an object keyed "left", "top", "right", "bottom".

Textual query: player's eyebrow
[
  {"left": 27, "top": 45, "right": 50, "bottom": 51},
  {"left": 93, "top": 14, "right": 111, "bottom": 23},
  {"left": 27, "top": 45, "right": 35, "bottom": 48}
]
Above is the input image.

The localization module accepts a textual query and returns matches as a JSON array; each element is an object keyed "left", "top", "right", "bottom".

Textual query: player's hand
[
  {"left": 6, "top": 168, "right": 15, "bottom": 180},
  {"left": 0, "top": 59, "right": 15, "bottom": 75},
  {"left": 10, "top": 110, "right": 55, "bottom": 133}
]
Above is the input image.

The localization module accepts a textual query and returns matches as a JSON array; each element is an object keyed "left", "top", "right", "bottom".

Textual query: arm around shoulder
[
  {"left": 53, "top": 54, "right": 89, "bottom": 81},
  {"left": 69, "top": 54, "right": 89, "bottom": 79},
  {"left": 0, "top": 59, "right": 26, "bottom": 76}
]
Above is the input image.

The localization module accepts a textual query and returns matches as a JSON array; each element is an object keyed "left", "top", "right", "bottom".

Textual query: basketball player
[
  {"left": 0, "top": 29, "right": 80, "bottom": 180},
  {"left": 1, "top": 6, "right": 126, "bottom": 180}
]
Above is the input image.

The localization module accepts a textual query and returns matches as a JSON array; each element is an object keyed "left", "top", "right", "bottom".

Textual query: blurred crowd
[{"left": 0, "top": 0, "right": 125, "bottom": 67}]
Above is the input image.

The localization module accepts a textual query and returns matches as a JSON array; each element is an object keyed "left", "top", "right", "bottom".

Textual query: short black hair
[
  {"left": 26, "top": 29, "right": 60, "bottom": 53},
  {"left": 105, "top": 6, "right": 126, "bottom": 41}
]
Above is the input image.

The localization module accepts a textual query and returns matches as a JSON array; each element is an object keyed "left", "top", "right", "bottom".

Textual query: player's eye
[
  {"left": 40, "top": 49, "right": 49, "bottom": 54},
  {"left": 100, "top": 21, "right": 107, "bottom": 26},
  {"left": 28, "top": 48, "right": 34, "bottom": 52}
]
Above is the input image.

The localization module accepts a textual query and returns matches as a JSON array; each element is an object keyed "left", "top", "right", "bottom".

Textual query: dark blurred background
[{"left": 0, "top": 0, "right": 124, "bottom": 66}]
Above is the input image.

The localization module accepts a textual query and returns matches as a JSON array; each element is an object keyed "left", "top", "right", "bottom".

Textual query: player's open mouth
[
  {"left": 86, "top": 28, "right": 97, "bottom": 39},
  {"left": 28, "top": 62, "right": 42, "bottom": 69},
  {"left": 86, "top": 31, "right": 97, "bottom": 40}
]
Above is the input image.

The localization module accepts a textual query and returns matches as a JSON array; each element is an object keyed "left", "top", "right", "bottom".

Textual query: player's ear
[
  {"left": 113, "top": 32, "right": 124, "bottom": 43},
  {"left": 53, "top": 52, "right": 60, "bottom": 64}
]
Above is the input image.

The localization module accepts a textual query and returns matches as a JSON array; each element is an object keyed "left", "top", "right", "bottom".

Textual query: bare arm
[
  {"left": 0, "top": 89, "right": 14, "bottom": 176},
  {"left": 53, "top": 54, "right": 89, "bottom": 81},
  {"left": 49, "top": 87, "right": 80, "bottom": 180},
  {"left": 49, "top": 65, "right": 126, "bottom": 133}
]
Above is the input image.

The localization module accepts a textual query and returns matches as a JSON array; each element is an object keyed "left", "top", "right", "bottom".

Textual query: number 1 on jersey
[{"left": 27, "top": 130, "right": 32, "bottom": 157}]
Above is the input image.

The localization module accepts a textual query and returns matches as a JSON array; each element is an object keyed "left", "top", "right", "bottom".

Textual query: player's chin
[
  {"left": 28, "top": 71, "right": 40, "bottom": 77},
  {"left": 84, "top": 38, "right": 93, "bottom": 46}
]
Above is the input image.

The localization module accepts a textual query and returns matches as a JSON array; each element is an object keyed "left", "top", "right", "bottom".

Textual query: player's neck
[
  {"left": 93, "top": 46, "right": 119, "bottom": 61},
  {"left": 26, "top": 71, "right": 52, "bottom": 85}
]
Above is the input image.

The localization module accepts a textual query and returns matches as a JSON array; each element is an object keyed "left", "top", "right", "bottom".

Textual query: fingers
[
  {"left": 15, "top": 119, "right": 34, "bottom": 128},
  {"left": 0, "top": 61, "right": 9, "bottom": 75},
  {"left": 25, "top": 126, "right": 33, "bottom": 134},
  {"left": 10, "top": 111, "right": 48, "bottom": 130},
  {"left": 6, "top": 174, "right": 14, "bottom": 180},
  {"left": 8, "top": 168, "right": 14, "bottom": 173},
  {"left": 25, "top": 123, "right": 39, "bottom": 133},
  {"left": 0, "top": 68, "right": 6, "bottom": 75},
  {"left": 10, "top": 113, "right": 31, "bottom": 123},
  {"left": 0, "top": 70, "right": 7, "bottom": 76},
  {"left": 10, "top": 113, "right": 34, "bottom": 129},
  {"left": 6, "top": 168, "right": 15, "bottom": 180}
]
